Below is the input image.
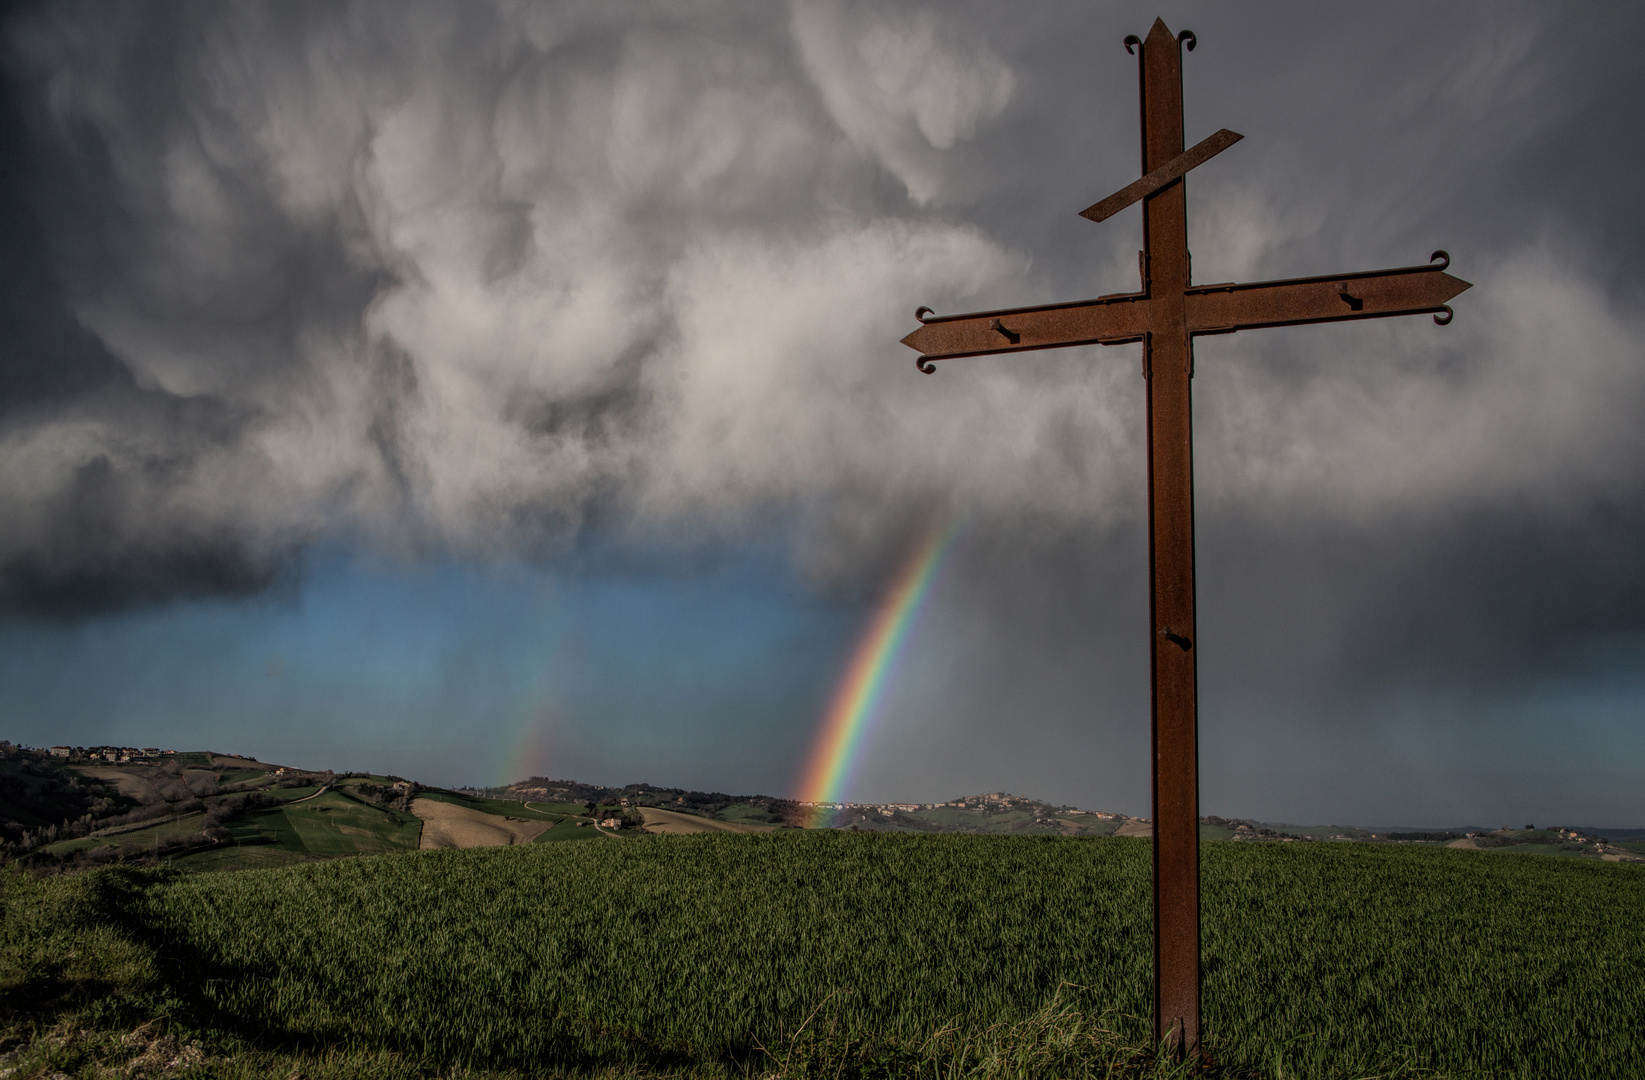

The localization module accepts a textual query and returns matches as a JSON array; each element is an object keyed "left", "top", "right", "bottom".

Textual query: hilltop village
[
  {"left": 789, "top": 791, "right": 1138, "bottom": 837},
  {"left": 44, "top": 744, "right": 169, "bottom": 761}
]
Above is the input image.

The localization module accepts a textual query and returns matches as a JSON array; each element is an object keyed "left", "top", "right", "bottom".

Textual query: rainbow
[
  {"left": 491, "top": 701, "right": 554, "bottom": 789},
  {"left": 488, "top": 613, "right": 565, "bottom": 787},
  {"left": 796, "top": 514, "right": 963, "bottom": 824}
]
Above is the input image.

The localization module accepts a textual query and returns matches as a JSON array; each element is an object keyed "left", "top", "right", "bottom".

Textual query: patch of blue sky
[{"left": 0, "top": 542, "right": 857, "bottom": 791}]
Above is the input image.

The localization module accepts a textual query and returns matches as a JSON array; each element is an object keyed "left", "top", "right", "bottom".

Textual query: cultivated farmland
[
  {"left": 412, "top": 795, "right": 554, "bottom": 848},
  {"left": 636, "top": 806, "right": 778, "bottom": 834},
  {"left": 7, "top": 832, "right": 1640, "bottom": 1079}
]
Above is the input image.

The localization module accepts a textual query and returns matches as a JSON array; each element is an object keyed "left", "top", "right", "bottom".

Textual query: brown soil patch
[
  {"left": 1446, "top": 837, "right": 1481, "bottom": 849},
  {"left": 1115, "top": 818, "right": 1153, "bottom": 838},
  {"left": 411, "top": 797, "right": 553, "bottom": 849},
  {"left": 639, "top": 807, "right": 778, "bottom": 835},
  {"left": 76, "top": 766, "right": 172, "bottom": 803}
]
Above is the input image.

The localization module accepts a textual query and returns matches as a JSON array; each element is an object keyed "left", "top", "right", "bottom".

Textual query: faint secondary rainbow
[
  {"left": 488, "top": 611, "right": 570, "bottom": 788},
  {"left": 796, "top": 514, "right": 963, "bottom": 824}
]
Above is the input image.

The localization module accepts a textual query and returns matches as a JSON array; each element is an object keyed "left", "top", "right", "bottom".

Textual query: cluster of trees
[
  {"left": 0, "top": 744, "right": 113, "bottom": 847},
  {"left": 0, "top": 753, "right": 122, "bottom": 855},
  {"left": 352, "top": 780, "right": 419, "bottom": 813}
]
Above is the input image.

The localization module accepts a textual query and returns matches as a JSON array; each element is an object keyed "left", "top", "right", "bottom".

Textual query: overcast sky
[{"left": 2, "top": 1, "right": 1642, "bottom": 827}]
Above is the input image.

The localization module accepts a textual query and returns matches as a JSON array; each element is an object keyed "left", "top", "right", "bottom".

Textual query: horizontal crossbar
[{"left": 900, "top": 256, "right": 1470, "bottom": 368}]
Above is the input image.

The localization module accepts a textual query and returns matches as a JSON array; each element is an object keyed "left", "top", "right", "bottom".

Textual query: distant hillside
[
  {"left": 5, "top": 743, "right": 1641, "bottom": 871},
  {"left": 483, "top": 778, "right": 1645, "bottom": 861},
  {"left": 484, "top": 780, "right": 1145, "bottom": 837},
  {"left": 0, "top": 745, "right": 409, "bottom": 871}
]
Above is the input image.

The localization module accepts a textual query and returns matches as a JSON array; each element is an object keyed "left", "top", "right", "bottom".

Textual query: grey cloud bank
[{"left": 1, "top": 1, "right": 1642, "bottom": 823}]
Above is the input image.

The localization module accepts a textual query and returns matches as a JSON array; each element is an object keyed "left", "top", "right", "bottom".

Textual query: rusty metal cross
[{"left": 900, "top": 18, "right": 1470, "bottom": 1056}]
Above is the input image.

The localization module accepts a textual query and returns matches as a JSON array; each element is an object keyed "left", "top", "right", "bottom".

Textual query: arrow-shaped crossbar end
[
  {"left": 1437, "top": 272, "right": 1473, "bottom": 303},
  {"left": 900, "top": 327, "right": 939, "bottom": 372},
  {"left": 1433, "top": 274, "right": 1472, "bottom": 326},
  {"left": 1427, "top": 252, "right": 1471, "bottom": 303}
]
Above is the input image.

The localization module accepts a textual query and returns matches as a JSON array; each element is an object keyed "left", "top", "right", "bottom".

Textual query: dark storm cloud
[
  {"left": 0, "top": 0, "right": 1642, "bottom": 818},
  {"left": 0, "top": 37, "right": 260, "bottom": 610},
  {"left": 0, "top": 0, "right": 386, "bottom": 611},
  {"left": 0, "top": 0, "right": 1046, "bottom": 616}
]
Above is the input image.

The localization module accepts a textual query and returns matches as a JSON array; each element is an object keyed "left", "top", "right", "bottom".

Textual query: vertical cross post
[
  {"left": 898, "top": 15, "right": 1470, "bottom": 1059},
  {"left": 1137, "top": 22, "right": 1200, "bottom": 1055}
]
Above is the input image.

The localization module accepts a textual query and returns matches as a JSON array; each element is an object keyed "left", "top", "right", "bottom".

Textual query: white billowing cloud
[
  {"left": 603, "top": 29, "right": 820, "bottom": 206},
  {"left": 1192, "top": 240, "right": 1645, "bottom": 525},
  {"left": 2, "top": 0, "right": 1643, "bottom": 603},
  {"left": 789, "top": 0, "right": 1015, "bottom": 204},
  {"left": 643, "top": 221, "right": 1134, "bottom": 520}
]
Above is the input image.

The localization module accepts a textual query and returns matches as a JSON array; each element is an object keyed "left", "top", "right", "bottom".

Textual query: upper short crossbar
[{"left": 1078, "top": 128, "right": 1243, "bottom": 224}]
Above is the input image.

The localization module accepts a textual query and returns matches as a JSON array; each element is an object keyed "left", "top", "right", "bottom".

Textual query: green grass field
[
  {"left": 532, "top": 816, "right": 603, "bottom": 843},
  {"left": 215, "top": 768, "right": 271, "bottom": 786},
  {"left": 45, "top": 812, "right": 212, "bottom": 857},
  {"left": 198, "top": 789, "right": 424, "bottom": 866},
  {"left": 714, "top": 802, "right": 786, "bottom": 825},
  {"left": 5, "top": 833, "right": 1641, "bottom": 1079}
]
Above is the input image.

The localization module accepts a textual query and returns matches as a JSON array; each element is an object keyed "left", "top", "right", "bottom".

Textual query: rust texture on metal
[
  {"left": 898, "top": 14, "right": 1470, "bottom": 1058},
  {"left": 1135, "top": 19, "right": 1200, "bottom": 1056},
  {"left": 900, "top": 293, "right": 1147, "bottom": 365}
]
